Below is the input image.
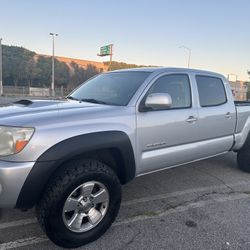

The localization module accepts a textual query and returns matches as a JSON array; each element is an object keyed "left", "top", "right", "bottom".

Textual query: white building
[{"left": 229, "top": 81, "right": 248, "bottom": 101}]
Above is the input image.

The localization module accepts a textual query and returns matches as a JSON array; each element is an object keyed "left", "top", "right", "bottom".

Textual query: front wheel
[{"left": 36, "top": 159, "right": 121, "bottom": 248}]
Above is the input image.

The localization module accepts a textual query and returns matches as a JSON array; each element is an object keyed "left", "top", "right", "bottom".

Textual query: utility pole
[
  {"left": 49, "top": 33, "right": 58, "bottom": 97},
  {"left": 179, "top": 45, "right": 191, "bottom": 68},
  {"left": 0, "top": 38, "right": 2, "bottom": 96},
  {"left": 109, "top": 44, "right": 113, "bottom": 71}
]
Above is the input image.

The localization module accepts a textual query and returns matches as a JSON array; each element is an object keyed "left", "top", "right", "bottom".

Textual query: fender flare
[{"left": 16, "top": 131, "right": 136, "bottom": 209}]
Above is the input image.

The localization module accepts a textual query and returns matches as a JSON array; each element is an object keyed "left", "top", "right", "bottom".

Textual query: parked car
[{"left": 1, "top": 67, "right": 250, "bottom": 248}]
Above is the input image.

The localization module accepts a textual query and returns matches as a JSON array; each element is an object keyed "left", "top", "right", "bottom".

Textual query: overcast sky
[{"left": 0, "top": 0, "right": 249, "bottom": 80}]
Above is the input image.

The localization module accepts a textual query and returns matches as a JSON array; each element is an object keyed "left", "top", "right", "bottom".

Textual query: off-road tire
[
  {"left": 36, "top": 159, "right": 121, "bottom": 248},
  {"left": 237, "top": 147, "right": 250, "bottom": 173}
]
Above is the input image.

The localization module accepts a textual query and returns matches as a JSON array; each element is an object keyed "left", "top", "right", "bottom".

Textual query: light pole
[
  {"left": 179, "top": 45, "right": 191, "bottom": 68},
  {"left": 49, "top": 33, "right": 58, "bottom": 97},
  {"left": 0, "top": 38, "right": 2, "bottom": 96}
]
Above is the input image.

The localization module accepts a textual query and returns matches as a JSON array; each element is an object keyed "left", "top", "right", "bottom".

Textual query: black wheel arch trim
[
  {"left": 16, "top": 131, "right": 136, "bottom": 209},
  {"left": 233, "top": 132, "right": 250, "bottom": 152}
]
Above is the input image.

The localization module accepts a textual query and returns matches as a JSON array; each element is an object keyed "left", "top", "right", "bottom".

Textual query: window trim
[
  {"left": 139, "top": 73, "right": 192, "bottom": 112},
  {"left": 195, "top": 75, "right": 228, "bottom": 108}
]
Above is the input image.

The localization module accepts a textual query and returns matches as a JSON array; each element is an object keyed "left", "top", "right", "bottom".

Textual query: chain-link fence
[
  {"left": 1, "top": 85, "right": 249, "bottom": 102},
  {"left": 2, "top": 86, "right": 73, "bottom": 98}
]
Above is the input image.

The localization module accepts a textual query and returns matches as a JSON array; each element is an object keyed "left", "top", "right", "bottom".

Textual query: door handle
[
  {"left": 225, "top": 112, "right": 232, "bottom": 119},
  {"left": 186, "top": 116, "right": 197, "bottom": 123}
]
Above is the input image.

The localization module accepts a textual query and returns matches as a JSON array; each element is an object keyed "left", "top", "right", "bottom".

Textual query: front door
[{"left": 136, "top": 73, "right": 199, "bottom": 174}]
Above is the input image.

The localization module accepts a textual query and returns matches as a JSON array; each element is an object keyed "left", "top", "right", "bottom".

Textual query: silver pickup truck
[{"left": 1, "top": 67, "right": 250, "bottom": 248}]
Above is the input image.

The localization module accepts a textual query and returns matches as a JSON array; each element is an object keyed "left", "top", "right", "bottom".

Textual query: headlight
[{"left": 0, "top": 126, "right": 35, "bottom": 156}]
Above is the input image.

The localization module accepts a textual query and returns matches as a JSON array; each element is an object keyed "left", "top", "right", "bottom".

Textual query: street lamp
[
  {"left": 179, "top": 45, "right": 191, "bottom": 68},
  {"left": 0, "top": 38, "right": 2, "bottom": 96},
  {"left": 49, "top": 33, "right": 58, "bottom": 97}
]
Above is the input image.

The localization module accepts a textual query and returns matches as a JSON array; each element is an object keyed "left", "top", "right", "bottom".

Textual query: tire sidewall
[
  {"left": 237, "top": 149, "right": 250, "bottom": 173},
  {"left": 44, "top": 165, "right": 121, "bottom": 247}
]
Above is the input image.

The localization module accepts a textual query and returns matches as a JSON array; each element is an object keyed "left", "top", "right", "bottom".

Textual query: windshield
[{"left": 69, "top": 71, "right": 151, "bottom": 106}]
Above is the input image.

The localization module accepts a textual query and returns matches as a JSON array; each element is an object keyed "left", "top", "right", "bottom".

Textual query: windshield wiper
[
  {"left": 67, "top": 96, "right": 107, "bottom": 105},
  {"left": 67, "top": 96, "right": 79, "bottom": 101},
  {"left": 80, "top": 98, "right": 107, "bottom": 105}
]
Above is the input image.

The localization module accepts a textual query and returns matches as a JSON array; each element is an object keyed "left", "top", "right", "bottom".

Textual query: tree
[
  {"left": 68, "top": 62, "right": 85, "bottom": 89},
  {"left": 2, "top": 45, "right": 35, "bottom": 86},
  {"left": 85, "top": 64, "right": 99, "bottom": 80},
  {"left": 104, "top": 61, "right": 151, "bottom": 71},
  {"left": 32, "top": 56, "right": 51, "bottom": 87},
  {"left": 1, "top": 44, "right": 108, "bottom": 90},
  {"left": 54, "top": 59, "right": 70, "bottom": 87}
]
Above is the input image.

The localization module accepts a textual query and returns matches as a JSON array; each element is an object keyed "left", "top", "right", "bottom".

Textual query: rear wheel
[
  {"left": 36, "top": 159, "right": 121, "bottom": 248},
  {"left": 237, "top": 147, "right": 250, "bottom": 173}
]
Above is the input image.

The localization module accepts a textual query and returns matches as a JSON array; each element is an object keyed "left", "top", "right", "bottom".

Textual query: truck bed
[{"left": 235, "top": 101, "right": 250, "bottom": 106}]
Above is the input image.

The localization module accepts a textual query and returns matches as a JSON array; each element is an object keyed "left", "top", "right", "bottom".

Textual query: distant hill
[
  {"left": 55, "top": 56, "right": 109, "bottom": 72},
  {"left": 2, "top": 44, "right": 154, "bottom": 89},
  {"left": 55, "top": 56, "right": 151, "bottom": 72}
]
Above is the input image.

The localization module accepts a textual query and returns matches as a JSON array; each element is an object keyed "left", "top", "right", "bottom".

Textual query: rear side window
[{"left": 196, "top": 75, "right": 227, "bottom": 107}]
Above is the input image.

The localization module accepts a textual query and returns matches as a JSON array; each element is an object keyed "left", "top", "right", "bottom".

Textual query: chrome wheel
[{"left": 62, "top": 181, "right": 109, "bottom": 233}]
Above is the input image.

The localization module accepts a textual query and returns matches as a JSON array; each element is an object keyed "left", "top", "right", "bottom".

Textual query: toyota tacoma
[{"left": 1, "top": 67, "right": 250, "bottom": 248}]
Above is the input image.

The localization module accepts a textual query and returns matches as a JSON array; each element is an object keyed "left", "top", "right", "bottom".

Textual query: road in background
[
  {"left": 1, "top": 97, "right": 250, "bottom": 249},
  {"left": 0, "top": 96, "right": 20, "bottom": 105},
  {"left": 0, "top": 96, "right": 62, "bottom": 105}
]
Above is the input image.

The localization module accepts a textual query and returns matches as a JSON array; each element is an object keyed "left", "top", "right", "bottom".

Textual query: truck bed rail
[{"left": 235, "top": 101, "right": 250, "bottom": 106}]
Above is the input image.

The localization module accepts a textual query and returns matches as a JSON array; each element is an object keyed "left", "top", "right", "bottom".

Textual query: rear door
[{"left": 193, "top": 74, "right": 236, "bottom": 153}]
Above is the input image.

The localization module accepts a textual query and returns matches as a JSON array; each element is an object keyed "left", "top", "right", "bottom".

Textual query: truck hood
[{"left": 0, "top": 99, "right": 116, "bottom": 126}]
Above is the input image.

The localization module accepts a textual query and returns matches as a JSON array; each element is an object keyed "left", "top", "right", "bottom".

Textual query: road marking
[
  {"left": 0, "top": 218, "right": 37, "bottom": 230},
  {"left": 0, "top": 237, "right": 47, "bottom": 250},
  {"left": 1, "top": 192, "right": 250, "bottom": 249},
  {"left": 1, "top": 180, "right": 250, "bottom": 231}
]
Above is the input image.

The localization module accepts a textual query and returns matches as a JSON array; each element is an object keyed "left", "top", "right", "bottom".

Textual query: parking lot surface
[{"left": 1, "top": 97, "right": 250, "bottom": 249}]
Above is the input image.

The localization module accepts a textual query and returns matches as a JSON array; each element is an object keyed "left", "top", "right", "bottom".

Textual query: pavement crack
[
  {"left": 117, "top": 231, "right": 141, "bottom": 250},
  {"left": 193, "top": 167, "right": 235, "bottom": 192},
  {"left": 162, "top": 190, "right": 236, "bottom": 213}
]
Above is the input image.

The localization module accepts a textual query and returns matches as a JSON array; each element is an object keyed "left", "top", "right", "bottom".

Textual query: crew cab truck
[{"left": 1, "top": 67, "right": 250, "bottom": 248}]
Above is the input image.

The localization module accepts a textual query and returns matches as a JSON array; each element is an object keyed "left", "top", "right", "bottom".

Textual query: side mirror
[{"left": 144, "top": 93, "right": 172, "bottom": 111}]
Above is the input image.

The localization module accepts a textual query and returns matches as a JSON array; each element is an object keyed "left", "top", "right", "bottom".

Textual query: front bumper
[{"left": 0, "top": 160, "right": 34, "bottom": 208}]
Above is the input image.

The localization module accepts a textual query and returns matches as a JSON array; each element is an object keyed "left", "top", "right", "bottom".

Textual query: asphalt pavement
[{"left": 1, "top": 153, "right": 250, "bottom": 249}]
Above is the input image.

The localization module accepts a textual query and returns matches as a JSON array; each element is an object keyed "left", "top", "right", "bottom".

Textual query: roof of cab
[{"left": 111, "top": 67, "right": 226, "bottom": 79}]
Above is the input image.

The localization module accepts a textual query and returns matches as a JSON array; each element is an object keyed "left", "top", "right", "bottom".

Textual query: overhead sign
[{"left": 98, "top": 44, "right": 113, "bottom": 56}]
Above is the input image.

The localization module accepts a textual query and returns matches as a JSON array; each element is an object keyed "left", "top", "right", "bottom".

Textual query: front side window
[
  {"left": 196, "top": 75, "right": 227, "bottom": 107},
  {"left": 69, "top": 71, "right": 151, "bottom": 106},
  {"left": 147, "top": 74, "right": 191, "bottom": 109}
]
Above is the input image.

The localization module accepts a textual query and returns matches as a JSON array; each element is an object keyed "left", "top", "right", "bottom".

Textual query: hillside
[
  {"left": 55, "top": 56, "right": 109, "bottom": 72},
  {"left": 2, "top": 44, "right": 152, "bottom": 89}
]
